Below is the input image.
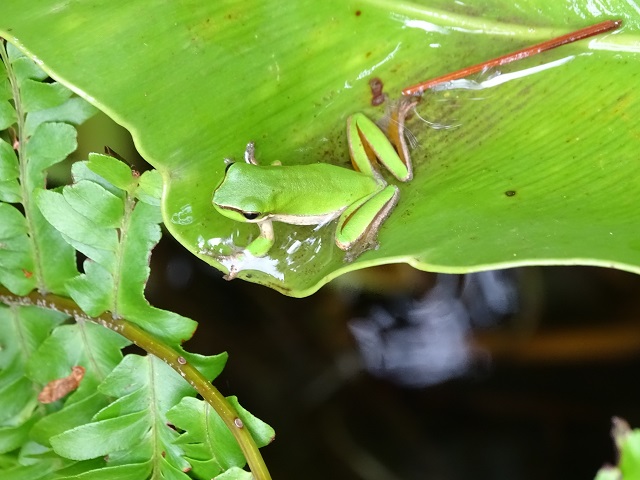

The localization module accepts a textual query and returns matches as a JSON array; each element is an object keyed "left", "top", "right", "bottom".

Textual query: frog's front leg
[
  {"left": 220, "top": 218, "right": 274, "bottom": 280},
  {"left": 245, "top": 219, "right": 275, "bottom": 257},
  {"left": 244, "top": 141, "right": 281, "bottom": 167},
  {"left": 244, "top": 141, "right": 259, "bottom": 165},
  {"left": 224, "top": 218, "right": 275, "bottom": 264},
  {"left": 335, "top": 184, "right": 399, "bottom": 258}
]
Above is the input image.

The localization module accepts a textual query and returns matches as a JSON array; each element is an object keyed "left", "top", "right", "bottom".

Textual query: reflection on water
[
  {"left": 429, "top": 55, "right": 576, "bottom": 92},
  {"left": 197, "top": 221, "right": 338, "bottom": 282},
  {"left": 170, "top": 203, "right": 193, "bottom": 225},
  {"left": 349, "top": 271, "right": 518, "bottom": 387}
]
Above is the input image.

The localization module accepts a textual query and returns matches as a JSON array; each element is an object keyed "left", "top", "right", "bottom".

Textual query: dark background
[{"left": 150, "top": 238, "right": 640, "bottom": 480}]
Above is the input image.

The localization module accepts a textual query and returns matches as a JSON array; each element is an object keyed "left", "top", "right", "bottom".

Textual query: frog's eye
[{"left": 242, "top": 212, "right": 260, "bottom": 220}]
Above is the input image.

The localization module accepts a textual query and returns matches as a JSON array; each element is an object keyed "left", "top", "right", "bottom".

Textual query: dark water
[{"left": 149, "top": 236, "right": 640, "bottom": 480}]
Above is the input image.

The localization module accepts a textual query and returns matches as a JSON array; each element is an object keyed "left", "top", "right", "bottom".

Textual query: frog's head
[{"left": 213, "top": 163, "right": 267, "bottom": 224}]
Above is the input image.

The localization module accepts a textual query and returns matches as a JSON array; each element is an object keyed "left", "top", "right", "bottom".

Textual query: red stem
[{"left": 402, "top": 19, "right": 622, "bottom": 96}]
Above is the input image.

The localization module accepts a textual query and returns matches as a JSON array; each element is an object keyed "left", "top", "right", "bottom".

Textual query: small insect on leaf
[{"left": 38, "top": 365, "right": 86, "bottom": 404}]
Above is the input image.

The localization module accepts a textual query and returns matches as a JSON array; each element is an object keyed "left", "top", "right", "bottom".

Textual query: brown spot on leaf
[
  {"left": 369, "top": 77, "right": 385, "bottom": 106},
  {"left": 38, "top": 366, "right": 85, "bottom": 404}
]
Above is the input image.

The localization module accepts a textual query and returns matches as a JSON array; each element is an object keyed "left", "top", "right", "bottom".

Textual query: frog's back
[{"left": 217, "top": 162, "right": 382, "bottom": 216}]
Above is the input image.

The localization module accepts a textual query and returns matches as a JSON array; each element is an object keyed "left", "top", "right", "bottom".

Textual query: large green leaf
[{"left": 1, "top": 1, "right": 638, "bottom": 296}]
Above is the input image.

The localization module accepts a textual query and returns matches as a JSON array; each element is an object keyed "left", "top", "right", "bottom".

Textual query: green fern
[
  {"left": 168, "top": 397, "right": 275, "bottom": 479},
  {"left": 0, "top": 40, "right": 273, "bottom": 479}
]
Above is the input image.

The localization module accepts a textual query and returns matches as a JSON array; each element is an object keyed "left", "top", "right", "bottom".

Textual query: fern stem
[
  {"left": 0, "top": 41, "right": 46, "bottom": 292},
  {"left": 0, "top": 286, "right": 273, "bottom": 480}
]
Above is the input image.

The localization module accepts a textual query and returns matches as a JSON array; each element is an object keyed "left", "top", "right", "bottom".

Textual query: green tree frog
[{"left": 212, "top": 100, "right": 416, "bottom": 259}]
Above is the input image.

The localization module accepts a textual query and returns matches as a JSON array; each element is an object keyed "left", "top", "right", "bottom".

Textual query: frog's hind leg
[
  {"left": 347, "top": 114, "right": 411, "bottom": 183},
  {"left": 385, "top": 97, "right": 418, "bottom": 181},
  {"left": 335, "top": 185, "right": 399, "bottom": 260}
]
